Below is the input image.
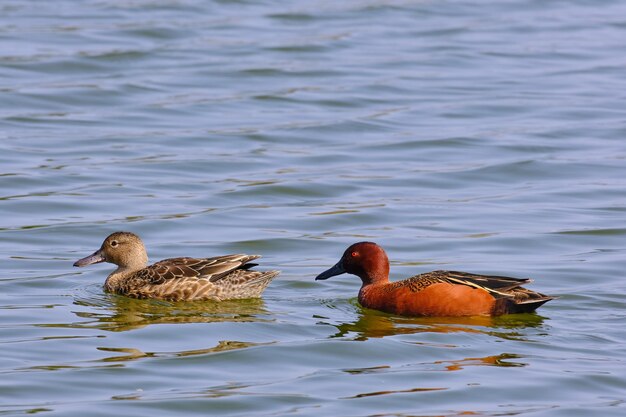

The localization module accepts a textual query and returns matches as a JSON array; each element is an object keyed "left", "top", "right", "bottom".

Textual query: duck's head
[
  {"left": 315, "top": 241, "right": 390, "bottom": 285},
  {"left": 73, "top": 231, "right": 148, "bottom": 270}
]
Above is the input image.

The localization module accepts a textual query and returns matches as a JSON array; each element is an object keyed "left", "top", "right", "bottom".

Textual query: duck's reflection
[
  {"left": 71, "top": 293, "right": 272, "bottom": 332},
  {"left": 342, "top": 352, "right": 526, "bottom": 403},
  {"left": 96, "top": 340, "right": 270, "bottom": 362},
  {"left": 434, "top": 353, "right": 526, "bottom": 371},
  {"left": 339, "top": 353, "right": 524, "bottom": 406},
  {"left": 323, "top": 304, "right": 547, "bottom": 341},
  {"left": 342, "top": 352, "right": 525, "bottom": 377}
]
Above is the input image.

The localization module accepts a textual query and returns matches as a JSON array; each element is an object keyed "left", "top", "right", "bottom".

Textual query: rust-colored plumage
[
  {"left": 73, "top": 232, "right": 279, "bottom": 301},
  {"left": 315, "top": 242, "right": 554, "bottom": 317}
]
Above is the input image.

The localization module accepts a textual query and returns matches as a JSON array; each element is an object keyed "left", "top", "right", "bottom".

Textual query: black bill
[{"left": 315, "top": 261, "right": 346, "bottom": 281}]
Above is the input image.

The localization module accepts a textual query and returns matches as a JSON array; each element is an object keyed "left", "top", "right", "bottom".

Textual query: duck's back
[
  {"left": 359, "top": 270, "right": 553, "bottom": 317},
  {"left": 105, "top": 254, "right": 279, "bottom": 301}
]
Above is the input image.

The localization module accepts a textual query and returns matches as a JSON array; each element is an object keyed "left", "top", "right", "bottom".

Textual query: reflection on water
[
  {"left": 97, "top": 340, "right": 270, "bottom": 362},
  {"left": 31, "top": 290, "right": 276, "bottom": 364},
  {"left": 76, "top": 296, "right": 273, "bottom": 332},
  {"left": 34, "top": 286, "right": 274, "bottom": 332},
  {"left": 434, "top": 353, "right": 526, "bottom": 371},
  {"left": 324, "top": 306, "right": 547, "bottom": 342},
  {"left": 343, "top": 353, "right": 525, "bottom": 376},
  {"left": 344, "top": 386, "right": 447, "bottom": 399},
  {"left": 341, "top": 353, "right": 525, "bottom": 401}
]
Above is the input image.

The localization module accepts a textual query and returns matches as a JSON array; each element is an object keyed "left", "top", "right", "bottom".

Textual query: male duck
[
  {"left": 316, "top": 242, "right": 554, "bottom": 317},
  {"left": 74, "top": 231, "right": 279, "bottom": 301}
]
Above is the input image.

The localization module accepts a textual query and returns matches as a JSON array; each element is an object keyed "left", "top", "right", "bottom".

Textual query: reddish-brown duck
[{"left": 315, "top": 242, "right": 553, "bottom": 317}]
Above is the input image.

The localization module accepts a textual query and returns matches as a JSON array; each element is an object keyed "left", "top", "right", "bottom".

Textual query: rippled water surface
[{"left": 2, "top": 1, "right": 626, "bottom": 416}]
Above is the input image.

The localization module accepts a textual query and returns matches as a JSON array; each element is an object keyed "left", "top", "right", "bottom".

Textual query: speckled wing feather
[
  {"left": 133, "top": 254, "right": 261, "bottom": 285},
  {"left": 115, "top": 254, "right": 278, "bottom": 301},
  {"left": 394, "top": 270, "right": 532, "bottom": 298}
]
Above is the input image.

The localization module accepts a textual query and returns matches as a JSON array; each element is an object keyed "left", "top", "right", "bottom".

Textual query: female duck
[
  {"left": 74, "top": 231, "right": 279, "bottom": 301},
  {"left": 316, "top": 242, "right": 553, "bottom": 317}
]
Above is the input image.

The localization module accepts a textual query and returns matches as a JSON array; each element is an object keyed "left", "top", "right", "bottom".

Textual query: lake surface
[{"left": 2, "top": 0, "right": 626, "bottom": 415}]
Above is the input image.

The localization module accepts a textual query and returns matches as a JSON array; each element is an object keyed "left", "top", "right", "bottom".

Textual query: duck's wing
[
  {"left": 440, "top": 271, "right": 532, "bottom": 292},
  {"left": 138, "top": 254, "right": 261, "bottom": 285},
  {"left": 401, "top": 270, "right": 532, "bottom": 298}
]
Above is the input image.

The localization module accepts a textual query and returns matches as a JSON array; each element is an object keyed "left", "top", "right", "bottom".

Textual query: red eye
[{"left": 351, "top": 251, "right": 358, "bottom": 257}]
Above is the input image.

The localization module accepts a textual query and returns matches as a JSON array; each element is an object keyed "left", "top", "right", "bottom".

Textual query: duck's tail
[
  {"left": 219, "top": 270, "right": 280, "bottom": 300},
  {"left": 493, "top": 288, "right": 556, "bottom": 315}
]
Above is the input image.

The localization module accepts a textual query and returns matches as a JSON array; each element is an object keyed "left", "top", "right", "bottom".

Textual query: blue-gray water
[{"left": 2, "top": 1, "right": 626, "bottom": 416}]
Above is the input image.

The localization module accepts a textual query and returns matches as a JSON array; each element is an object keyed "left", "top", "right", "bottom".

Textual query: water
[{"left": 2, "top": 0, "right": 626, "bottom": 415}]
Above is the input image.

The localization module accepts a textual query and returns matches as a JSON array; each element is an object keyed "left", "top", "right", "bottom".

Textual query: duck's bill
[
  {"left": 315, "top": 261, "right": 346, "bottom": 280},
  {"left": 73, "top": 249, "right": 105, "bottom": 267}
]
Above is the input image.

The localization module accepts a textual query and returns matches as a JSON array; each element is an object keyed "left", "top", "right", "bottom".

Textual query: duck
[
  {"left": 315, "top": 242, "right": 554, "bottom": 317},
  {"left": 73, "top": 231, "right": 279, "bottom": 301}
]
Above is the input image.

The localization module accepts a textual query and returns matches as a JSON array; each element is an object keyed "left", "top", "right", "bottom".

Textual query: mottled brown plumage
[
  {"left": 316, "top": 242, "right": 554, "bottom": 317},
  {"left": 73, "top": 232, "right": 279, "bottom": 301}
]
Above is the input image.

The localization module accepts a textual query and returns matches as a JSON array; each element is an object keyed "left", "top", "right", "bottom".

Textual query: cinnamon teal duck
[
  {"left": 74, "top": 232, "right": 279, "bottom": 301},
  {"left": 316, "top": 242, "right": 554, "bottom": 317}
]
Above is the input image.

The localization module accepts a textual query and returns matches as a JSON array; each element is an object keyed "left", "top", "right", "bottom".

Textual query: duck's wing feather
[
  {"left": 136, "top": 254, "right": 261, "bottom": 285},
  {"left": 401, "top": 270, "right": 533, "bottom": 298},
  {"left": 440, "top": 271, "right": 532, "bottom": 292}
]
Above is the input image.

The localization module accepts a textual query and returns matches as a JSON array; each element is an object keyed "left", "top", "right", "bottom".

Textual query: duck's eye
[
  {"left": 351, "top": 251, "right": 358, "bottom": 257},
  {"left": 110, "top": 240, "right": 118, "bottom": 247}
]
